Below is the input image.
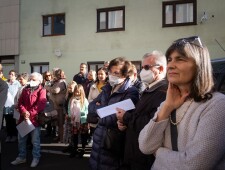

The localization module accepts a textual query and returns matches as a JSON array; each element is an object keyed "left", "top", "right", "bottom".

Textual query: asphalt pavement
[{"left": 0, "top": 128, "right": 91, "bottom": 170}]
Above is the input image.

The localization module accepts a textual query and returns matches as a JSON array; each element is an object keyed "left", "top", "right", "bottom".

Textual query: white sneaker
[
  {"left": 11, "top": 157, "right": 26, "bottom": 165},
  {"left": 30, "top": 158, "right": 39, "bottom": 168}
]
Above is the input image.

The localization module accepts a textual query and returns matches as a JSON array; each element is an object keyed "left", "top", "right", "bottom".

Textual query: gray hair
[
  {"left": 88, "top": 70, "right": 97, "bottom": 81},
  {"left": 142, "top": 50, "right": 167, "bottom": 77},
  {"left": 30, "top": 72, "right": 43, "bottom": 84}
]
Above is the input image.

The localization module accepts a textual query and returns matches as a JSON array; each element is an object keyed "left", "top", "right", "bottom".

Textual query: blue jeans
[{"left": 18, "top": 126, "right": 41, "bottom": 159}]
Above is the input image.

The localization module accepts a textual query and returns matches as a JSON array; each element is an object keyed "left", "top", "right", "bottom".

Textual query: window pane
[
  {"left": 176, "top": 3, "right": 193, "bottom": 23},
  {"left": 53, "top": 15, "right": 65, "bottom": 34},
  {"left": 33, "top": 66, "right": 40, "bottom": 73},
  {"left": 108, "top": 10, "right": 123, "bottom": 29},
  {"left": 42, "top": 65, "right": 49, "bottom": 73},
  {"left": 89, "top": 65, "right": 96, "bottom": 71},
  {"left": 165, "top": 5, "right": 173, "bottom": 24},
  {"left": 43, "top": 17, "right": 52, "bottom": 35},
  {"left": 100, "top": 12, "right": 106, "bottom": 29}
]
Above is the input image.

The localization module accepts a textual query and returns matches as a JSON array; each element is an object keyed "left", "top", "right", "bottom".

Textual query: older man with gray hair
[
  {"left": 11, "top": 72, "right": 46, "bottom": 168},
  {"left": 116, "top": 51, "right": 168, "bottom": 170}
]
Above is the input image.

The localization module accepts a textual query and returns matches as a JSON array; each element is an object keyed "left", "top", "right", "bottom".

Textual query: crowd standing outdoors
[{"left": 0, "top": 36, "right": 224, "bottom": 169}]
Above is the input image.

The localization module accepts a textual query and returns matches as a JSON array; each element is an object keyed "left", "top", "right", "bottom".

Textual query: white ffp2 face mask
[
  {"left": 30, "top": 80, "right": 40, "bottom": 87},
  {"left": 140, "top": 69, "right": 155, "bottom": 85},
  {"left": 108, "top": 75, "right": 124, "bottom": 87}
]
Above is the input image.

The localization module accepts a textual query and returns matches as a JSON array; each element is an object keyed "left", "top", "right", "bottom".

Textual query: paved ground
[{"left": 0, "top": 128, "right": 91, "bottom": 170}]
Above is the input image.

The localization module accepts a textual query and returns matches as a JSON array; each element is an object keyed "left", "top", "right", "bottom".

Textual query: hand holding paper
[
  {"left": 116, "top": 108, "right": 126, "bottom": 122},
  {"left": 16, "top": 119, "right": 35, "bottom": 138},
  {"left": 97, "top": 99, "right": 135, "bottom": 118}
]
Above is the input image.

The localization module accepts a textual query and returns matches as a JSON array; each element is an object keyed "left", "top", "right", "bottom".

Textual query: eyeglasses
[
  {"left": 108, "top": 71, "right": 120, "bottom": 77},
  {"left": 173, "top": 36, "right": 203, "bottom": 48},
  {"left": 142, "top": 64, "right": 160, "bottom": 70}
]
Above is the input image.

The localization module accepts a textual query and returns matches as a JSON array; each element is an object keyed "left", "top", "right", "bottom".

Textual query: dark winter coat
[
  {"left": 122, "top": 79, "right": 168, "bottom": 170},
  {"left": 83, "top": 79, "right": 95, "bottom": 98},
  {"left": 89, "top": 78, "right": 139, "bottom": 170},
  {"left": 73, "top": 73, "right": 87, "bottom": 85},
  {"left": 132, "top": 79, "right": 145, "bottom": 95}
]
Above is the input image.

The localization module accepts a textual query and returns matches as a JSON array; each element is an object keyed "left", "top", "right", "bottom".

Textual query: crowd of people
[{"left": 0, "top": 36, "right": 224, "bottom": 169}]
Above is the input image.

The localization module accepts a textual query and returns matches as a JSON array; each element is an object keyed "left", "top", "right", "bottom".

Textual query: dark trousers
[
  {"left": 5, "top": 114, "right": 17, "bottom": 137},
  {"left": 73, "top": 133, "right": 88, "bottom": 149},
  {"left": 89, "top": 126, "right": 96, "bottom": 137}
]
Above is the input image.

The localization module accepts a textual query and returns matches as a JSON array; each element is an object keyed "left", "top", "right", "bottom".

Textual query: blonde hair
[
  {"left": 73, "top": 84, "right": 86, "bottom": 108},
  {"left": 128, "top": 64, "right": 137, "bottom": 76},
  {"left": 65, "top": 81, "right": 77, "bottom": 99}
]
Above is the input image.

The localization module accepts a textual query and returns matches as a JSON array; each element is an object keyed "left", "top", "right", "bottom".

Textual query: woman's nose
[{"left": 167, "top": 61, "right": 176, "bottom": 70}]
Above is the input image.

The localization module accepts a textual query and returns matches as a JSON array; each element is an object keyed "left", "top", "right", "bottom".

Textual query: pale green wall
[{"left": 19, "top": 0, "right": 225, "bottom": 81}]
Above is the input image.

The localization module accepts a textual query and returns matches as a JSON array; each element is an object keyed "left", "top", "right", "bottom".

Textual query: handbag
[
  {"left": 103, "top": 128, "right": 125, "bottom": 156},
  {"left": 87, "top": 112, "right": 99, "bottom": 124},
  {"left": 36, "top": 111, "right": 51, "bottom": 126}
]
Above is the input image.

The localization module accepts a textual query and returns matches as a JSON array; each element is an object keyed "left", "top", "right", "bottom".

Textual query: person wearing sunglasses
[
  {"left": 139, "top": 36, "right": 225, "bottom": 170},
  {"left": 116, "top": 51, "right": 167, "bottom": 170},
  {"left": 42, "top": 71, "right": 52, "bottom": 87}
]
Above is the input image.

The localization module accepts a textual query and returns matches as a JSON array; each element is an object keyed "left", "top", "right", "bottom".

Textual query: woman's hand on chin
[
  {"left": 156, "top": 83, "right": 190, "bottom": 122},
  {"left": 165, "top": 83, "right": 190, "bottom": 110}
]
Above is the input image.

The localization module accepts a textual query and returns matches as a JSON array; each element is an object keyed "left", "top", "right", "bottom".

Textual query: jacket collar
[{"left": 144, "top": 79, "right": 167, "bottom": 93}]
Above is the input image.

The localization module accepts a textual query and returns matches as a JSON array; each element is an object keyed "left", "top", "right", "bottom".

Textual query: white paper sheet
[
  {"left": 16, "top": 120, "right": 35, "bottom": 138},
  {"left": 97, "top": 99, "right": 135, "bottom": 118},
  {"left": 13, "top": 109, "right": 20, "bottom": 120}
]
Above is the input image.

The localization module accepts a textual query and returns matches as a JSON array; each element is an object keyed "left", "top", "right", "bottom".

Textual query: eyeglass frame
[
  {"left": 108, "top": 71, "right": 121, "bottom": 77},
  {"left": 141, "top": 64, "right": 160, "bottom": 71},
  {"left": 173, "top": 36, "right": 203, "bottom": 48}
]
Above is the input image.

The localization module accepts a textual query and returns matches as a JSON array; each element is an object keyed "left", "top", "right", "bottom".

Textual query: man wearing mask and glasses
[{"left": 116, "top": 51, "right": 168, "bottom": 170}]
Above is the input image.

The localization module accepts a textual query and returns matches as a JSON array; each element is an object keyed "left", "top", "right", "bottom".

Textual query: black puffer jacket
[{"left": 88, "top": 78, "right": 139, "bottom": 170}]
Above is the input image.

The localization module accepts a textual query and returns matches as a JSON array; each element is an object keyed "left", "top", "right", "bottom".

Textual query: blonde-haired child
[{"left": 69, "top": 84, "right": 89, "bottom": 158}]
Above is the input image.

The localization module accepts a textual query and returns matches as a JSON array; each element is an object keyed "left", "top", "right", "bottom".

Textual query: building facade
[
  {"left": 1, "top": 0, "right": 225, "bottom": 80},
  {"left": 0, "top": 0, "right": 20, "bottom": 76}
]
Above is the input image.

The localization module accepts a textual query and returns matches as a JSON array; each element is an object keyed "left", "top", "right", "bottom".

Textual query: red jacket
[{"left": 18, "top": 85, "right": 47, "bottom": 127}]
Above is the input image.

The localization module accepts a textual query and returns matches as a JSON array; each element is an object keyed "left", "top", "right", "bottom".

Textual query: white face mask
[
  {"left": 108, "top": 75, "right": 124, "bottom": 87},
  {"left": 140, "top": 69, "right": 155, "bottom": 85},
  {"left": 30, "top": 80, "right": 40, "bottom": 87}
]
